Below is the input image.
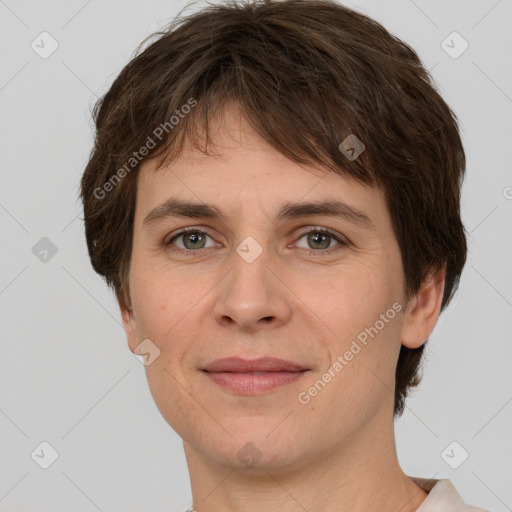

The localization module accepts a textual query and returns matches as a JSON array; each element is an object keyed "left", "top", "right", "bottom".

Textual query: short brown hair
[{"left": 79, "top": 0, "right": 467, "bottom": 416}]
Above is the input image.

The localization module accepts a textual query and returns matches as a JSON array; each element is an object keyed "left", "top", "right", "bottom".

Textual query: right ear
[{"left": 118, "top": 293, "right": 139, "bottom": 354}]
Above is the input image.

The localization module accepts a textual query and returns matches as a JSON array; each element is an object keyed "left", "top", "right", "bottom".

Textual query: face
[{"left": 121, "top": 103, "right": 442, "bottom": 472}]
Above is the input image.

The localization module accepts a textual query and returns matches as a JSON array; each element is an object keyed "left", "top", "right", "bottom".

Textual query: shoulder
[{"left": 410, "top": 477, "right": 492, "bottom": 512}]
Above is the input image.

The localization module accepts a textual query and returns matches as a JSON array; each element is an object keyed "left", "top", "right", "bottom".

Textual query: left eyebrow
[
  {"left": 142, "top": 197, "right": 376, "bottom": 232},
  {"left": 275, "top": 199, "right": 376, "bottom": 231}
]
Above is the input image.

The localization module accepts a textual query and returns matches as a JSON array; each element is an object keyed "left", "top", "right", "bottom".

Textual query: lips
[
  {"left": 201, "top": 357, "right": 309, "bottom": 395},
  {"left": 202, "top": 357, "right": 308, "bottom": 373}
]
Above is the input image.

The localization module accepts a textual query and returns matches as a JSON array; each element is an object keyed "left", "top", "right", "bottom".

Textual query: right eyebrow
[{"left": 143, "top": 198, "right": 223, "bottom": 229}]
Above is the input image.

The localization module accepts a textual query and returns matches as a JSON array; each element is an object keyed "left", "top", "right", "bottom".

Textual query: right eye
[{"left": 165, "top": 228, "right": 218, "bottom": 254}]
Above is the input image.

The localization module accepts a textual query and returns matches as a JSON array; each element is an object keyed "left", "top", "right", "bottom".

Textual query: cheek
[
  {"left": 299, "top": 263, "right": 395, "bottom": 337},
  {"left": 130, "top": 260, "right": 198, "bottom": 335},
  {"left": 300, "top": 263, "right": 403, "bottom": 386},
  {"left": 129, "top": 263, "right": 216, "bottom": 380},
  {"left": 130, "top": 269, "right": 204, "bottom": 431}
]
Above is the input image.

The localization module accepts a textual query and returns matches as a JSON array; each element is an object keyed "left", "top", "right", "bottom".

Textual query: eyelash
[{"left": 164, "top": 226, "right": 350, "bottom": 257}]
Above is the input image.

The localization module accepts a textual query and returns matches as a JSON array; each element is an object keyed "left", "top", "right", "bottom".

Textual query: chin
[{"left": 186, "top": 420, "right": 315, "bottom": 473}]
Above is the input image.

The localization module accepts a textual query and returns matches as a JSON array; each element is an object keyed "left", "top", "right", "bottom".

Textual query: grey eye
[{"left": 170, "top": 231, "right": 215, "bottom": 250}]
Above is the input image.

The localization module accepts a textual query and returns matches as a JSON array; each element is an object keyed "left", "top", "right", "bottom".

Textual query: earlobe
[{"left": 401, "top": 266, "right": 446, "bottom": 349}]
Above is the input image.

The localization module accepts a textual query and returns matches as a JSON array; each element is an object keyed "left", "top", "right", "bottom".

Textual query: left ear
[{"left": 401, "top": 265, "right": 446, "bottom": 349}]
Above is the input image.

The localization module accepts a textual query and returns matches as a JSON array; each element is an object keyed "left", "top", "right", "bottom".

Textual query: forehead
[{"left": 135, "top": 103, "right": 388, "bottom": 230}]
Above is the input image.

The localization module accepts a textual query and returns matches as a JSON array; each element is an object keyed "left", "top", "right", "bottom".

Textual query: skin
[{"left": 120, "top": 102, "right": 445, "bottom": 512}]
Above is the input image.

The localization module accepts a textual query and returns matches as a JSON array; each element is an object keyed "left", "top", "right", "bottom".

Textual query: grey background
[{"left": 1, "top": 0, "right": 511, "bottom": 511}]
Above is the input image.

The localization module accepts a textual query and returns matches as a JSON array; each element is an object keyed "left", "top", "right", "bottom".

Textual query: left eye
[{"left": 294, "top": 229, "right": 347, "bottom": 251}]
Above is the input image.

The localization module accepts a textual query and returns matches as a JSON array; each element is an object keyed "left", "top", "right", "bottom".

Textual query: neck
[{"left": 183, "top": 412, "right": 427, "bottom": 512}]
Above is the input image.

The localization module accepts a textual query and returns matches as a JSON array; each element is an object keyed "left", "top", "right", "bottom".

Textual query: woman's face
[{"left": 120, "top": 104, "right": 426, "bottom": 472}]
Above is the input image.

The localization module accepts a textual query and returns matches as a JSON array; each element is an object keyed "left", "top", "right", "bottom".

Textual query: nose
[{"left": 213, "top": 241, "right": 293, "bottom": 332}]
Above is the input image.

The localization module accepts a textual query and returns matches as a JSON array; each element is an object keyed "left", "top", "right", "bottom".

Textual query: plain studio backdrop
[{"left": 0, "top": 0, "right": 511, "bottom": 511}]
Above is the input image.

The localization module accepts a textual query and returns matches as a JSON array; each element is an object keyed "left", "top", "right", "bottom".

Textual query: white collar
[{"left": 410, "top": 477, "right": 491, "bottom": 511}]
